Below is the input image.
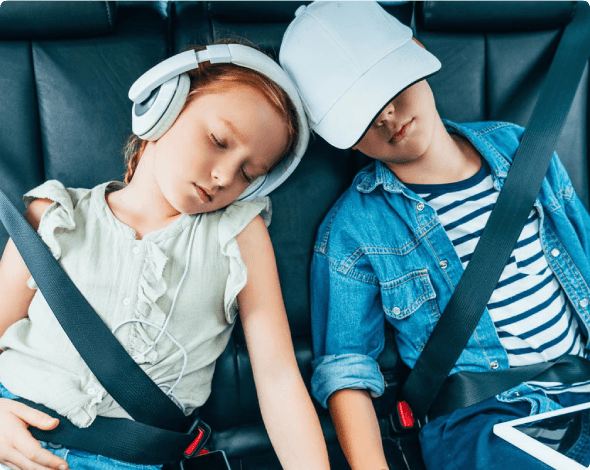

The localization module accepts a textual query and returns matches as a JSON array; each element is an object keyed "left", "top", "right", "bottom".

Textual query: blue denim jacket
[{"left": 310, "top": 120, "right": 590, "bottom": 415}]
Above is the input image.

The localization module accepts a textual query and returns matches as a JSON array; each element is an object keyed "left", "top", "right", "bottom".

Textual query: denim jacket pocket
[{"left": 380, "top": 270, "right": 437, "bottom": 320}]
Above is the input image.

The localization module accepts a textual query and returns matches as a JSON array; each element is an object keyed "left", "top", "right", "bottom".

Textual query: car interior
[{"left": 0, "top": 1, "right": 587, "bottom": 469}]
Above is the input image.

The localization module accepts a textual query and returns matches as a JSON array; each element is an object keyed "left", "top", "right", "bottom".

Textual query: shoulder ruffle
[
  {"left": 218, "top": 197, "right": 272, "bottom": 324},
  {"left": 23, "top": 180, "right": 78, "bottom": 289}
]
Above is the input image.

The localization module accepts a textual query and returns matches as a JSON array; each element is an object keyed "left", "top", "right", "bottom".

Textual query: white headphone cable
[{"left": 112, "top": 214, "right": 201, "bottom": 399}]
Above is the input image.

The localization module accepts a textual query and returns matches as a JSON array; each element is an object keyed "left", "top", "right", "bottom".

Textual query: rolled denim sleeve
[{"left": 310, "top": 250, "right": 385, "bottom": 408}]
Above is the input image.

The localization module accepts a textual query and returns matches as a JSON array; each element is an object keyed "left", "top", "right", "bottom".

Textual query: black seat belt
[
  {"left": 398, "top": 1, "right": 590, "bottom": 426},
  {"left": 429, "top": 355, "right": 590, "bottom": 419},
  {"left": 0, "top": 187, "right": 210, "bottom": 465}
]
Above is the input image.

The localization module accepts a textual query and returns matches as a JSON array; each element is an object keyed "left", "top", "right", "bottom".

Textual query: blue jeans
[
  {"left": 0, "top": 383, "right": 162, "bottom": 470},
  {"left": 419, "top": 392, "right": 590, "bottom": 470}
]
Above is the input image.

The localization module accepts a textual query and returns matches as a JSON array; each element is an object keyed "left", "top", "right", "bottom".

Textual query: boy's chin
[{"left": 379, "top": 154, "right": 423, "bottom": 166}]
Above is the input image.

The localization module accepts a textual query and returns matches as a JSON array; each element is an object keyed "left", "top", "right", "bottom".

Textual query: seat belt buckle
[
  {"left": 183, "top": 419, "right": 212, "bottom": 459},
  {"left": 390, "top": 400, "right": 421, "bottom": 433}
]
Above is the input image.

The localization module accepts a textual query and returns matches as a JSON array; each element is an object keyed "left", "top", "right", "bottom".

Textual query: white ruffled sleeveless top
[{"left": 0, "top": 180, "right": 271, "bottom": 428}]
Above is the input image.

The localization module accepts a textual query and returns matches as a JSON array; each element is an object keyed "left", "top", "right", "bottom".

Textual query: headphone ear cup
[
  {"left": 139, "top": 73, "right": 191, "bottom": 141},
  {"left": 237, "top": 175, "right": 267, "bottom": 201}
]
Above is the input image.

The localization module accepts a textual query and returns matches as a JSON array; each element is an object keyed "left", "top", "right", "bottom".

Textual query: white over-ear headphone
[{"left": 129, "top": 44, "right": 310, "bottom": 201}]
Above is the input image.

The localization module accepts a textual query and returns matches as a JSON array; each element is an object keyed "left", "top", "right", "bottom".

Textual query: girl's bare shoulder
[{"left": 24, "top": 198, "right": 54, "bottom": 230}]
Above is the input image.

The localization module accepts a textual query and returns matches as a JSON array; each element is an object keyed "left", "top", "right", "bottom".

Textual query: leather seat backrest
[
  {"left": 415, "top": 0, "right": 588, "bottom": 208},
  {"left": 0, "top": 1, "right": 169, "bottom": 249}
]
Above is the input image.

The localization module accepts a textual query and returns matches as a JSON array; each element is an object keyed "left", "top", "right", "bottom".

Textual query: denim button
[
  {"left": 490, "top": 360, "right": 499, "bottom": 370},
  {"left": 392, "top": 307, "right": 401, "bottom": 315},
  {"left": 551, "top": 248, "right": 561, "bottom": 257},
  {"left": 439, "top": 260, "right": 448, "bottom": 269},
  {"left": 417, "top": 202, "right": 425, "bottom": 211},
  {"left": 580, "top": 298, "right": 589, "bottom": 308},
  {"left": 514, "top": 391, "right": 521, "bottom": 397}
]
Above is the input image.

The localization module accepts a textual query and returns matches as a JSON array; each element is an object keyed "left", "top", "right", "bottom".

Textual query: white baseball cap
[{"left": 279, "top": 1, "right": 441, "bottom": 149}]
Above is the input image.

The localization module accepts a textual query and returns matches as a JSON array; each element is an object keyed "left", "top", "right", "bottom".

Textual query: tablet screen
[{"left": 514, "top": 408, "right": 589, "bottom": 466}]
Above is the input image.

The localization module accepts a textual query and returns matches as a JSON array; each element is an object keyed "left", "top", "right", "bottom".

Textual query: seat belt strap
[
  {"left": 0, "top": 186, "right": 190, "bottom": 432},
  {"left": 18, "top": 397, "right": 209, "bottom": 465},
  {"left": 401, "top": 1, "right": 590, "bottom": 422},
  {"left": 429, "top": 355, "right": 590, "bottom": 420}
]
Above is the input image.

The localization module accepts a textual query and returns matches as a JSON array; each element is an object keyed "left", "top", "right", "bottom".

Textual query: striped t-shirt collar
[
  {"left": 404, "top": 160, "right": 491, "bottom": 195},
  {"left": 356, "top": 120, "right": 509, "bottom": 196}
]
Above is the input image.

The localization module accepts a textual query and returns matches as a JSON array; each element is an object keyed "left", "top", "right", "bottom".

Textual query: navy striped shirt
[{"left": 406, "top": 163, "right": 586, "bottom": 376}]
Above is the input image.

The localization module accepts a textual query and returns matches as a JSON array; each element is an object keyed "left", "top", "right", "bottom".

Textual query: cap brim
[{"left": 314, "top": 39, "right": 441, "bottom": 149}]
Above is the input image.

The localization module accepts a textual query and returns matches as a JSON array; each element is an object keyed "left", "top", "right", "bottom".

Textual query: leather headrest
[
  {"left": 206, "top": 0, "right": 412, "bottom": 25},
  {"left": 0, "top": 1, "right": 117, "bottom": 39},
  {"left": 417, "top": 1, "right": 577, "bottom": 32},
  {"left": 207, "top": 1, "right": 308, "bottom": 22}
]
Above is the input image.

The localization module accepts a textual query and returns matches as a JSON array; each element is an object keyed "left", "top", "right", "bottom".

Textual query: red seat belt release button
[
  {"left": 397, "top": 400, "right": 415, "bottom": 429},
  {"left": 184, "top": 428, "right": 204, "bottom": 457},
  {"left": 184, "top": 420, "right": 211, "bottom": 458}
]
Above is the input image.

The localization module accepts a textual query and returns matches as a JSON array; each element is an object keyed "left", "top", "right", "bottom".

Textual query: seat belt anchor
[
  {"left": 183, "top": 419, "right": 212, "bottom": 459},
  {"left": 390, "top": 400, "right": 421, "bottom": 433}
]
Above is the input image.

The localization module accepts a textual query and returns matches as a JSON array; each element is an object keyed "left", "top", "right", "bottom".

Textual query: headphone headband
[{"left": 129, "top": 46, "right": 234, "bottom": 103}]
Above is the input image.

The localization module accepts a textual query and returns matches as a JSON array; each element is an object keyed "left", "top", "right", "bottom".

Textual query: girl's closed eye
[
  {"left": 210, "top": 133, "right": 227, "bottom": 149},
  {"left": 241, "top": 167, "right": 254, "bottom": 184}
]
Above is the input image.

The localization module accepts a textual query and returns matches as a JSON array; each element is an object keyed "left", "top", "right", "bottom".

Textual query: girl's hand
[{"left": 0, "top": 398, "right": 68, "bottom": 470}]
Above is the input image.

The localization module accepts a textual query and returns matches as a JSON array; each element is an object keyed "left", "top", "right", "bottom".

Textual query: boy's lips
[
  {"left": 390, "top": 120, "right": 413, "bottom": 143},
  {"left": 193, "top": 183, "right": 212, "bottom": 202}
]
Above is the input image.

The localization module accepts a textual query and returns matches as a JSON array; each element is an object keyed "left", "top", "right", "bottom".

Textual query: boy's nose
[{"left": 375, "top": 101, "right": 395, "bottom": 127}]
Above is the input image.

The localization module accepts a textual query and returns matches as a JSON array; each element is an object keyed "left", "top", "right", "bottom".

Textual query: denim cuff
[
  {"left": 0, "top": 382, "right": 19, "bottom": 400},
  {"left": 311, "top": 353, "right": 385, "bottom": 408}
]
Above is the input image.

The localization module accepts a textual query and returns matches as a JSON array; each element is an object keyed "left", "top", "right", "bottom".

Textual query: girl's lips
[
  {"left": 390, "top": 120, "right": 412, "bottom": 143},
  {"left": 193, "top": 183, "right": 211, "bottom": 202}
]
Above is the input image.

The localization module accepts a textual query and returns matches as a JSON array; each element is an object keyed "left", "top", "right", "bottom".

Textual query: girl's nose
[{"left": 211, "top": 161, "right": 235, "bottom": 188}]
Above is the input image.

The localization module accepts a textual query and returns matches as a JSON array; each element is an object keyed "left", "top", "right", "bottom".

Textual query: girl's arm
[
  {"left": 0, "top": 199, "right": 52, "bottom": 339},
  {"left": 328, "top": 389, "right": 389, "bottom": 470},
  {"left": 0, "top": 198, "right": 69, "bottom": 470},
  {"left": 236, "top": 215, "right": 330, "bottom": 470}
]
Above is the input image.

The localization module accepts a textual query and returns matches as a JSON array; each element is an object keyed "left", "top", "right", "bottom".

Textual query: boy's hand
[
  {"left": 328, "top": 389, "right": 389, "bottom": 470},
  {"left": 0, "top": 398, "right": 68, "bottom": 470}
]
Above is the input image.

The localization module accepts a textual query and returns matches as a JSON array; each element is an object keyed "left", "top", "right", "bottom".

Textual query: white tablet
[{"left": 493, "top": 401, "right": 590, "bottom": 470}]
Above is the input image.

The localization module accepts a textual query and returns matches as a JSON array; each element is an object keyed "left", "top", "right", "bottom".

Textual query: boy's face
[{"left": 352, "top": 79, "right": 438, "bottom": 168}]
